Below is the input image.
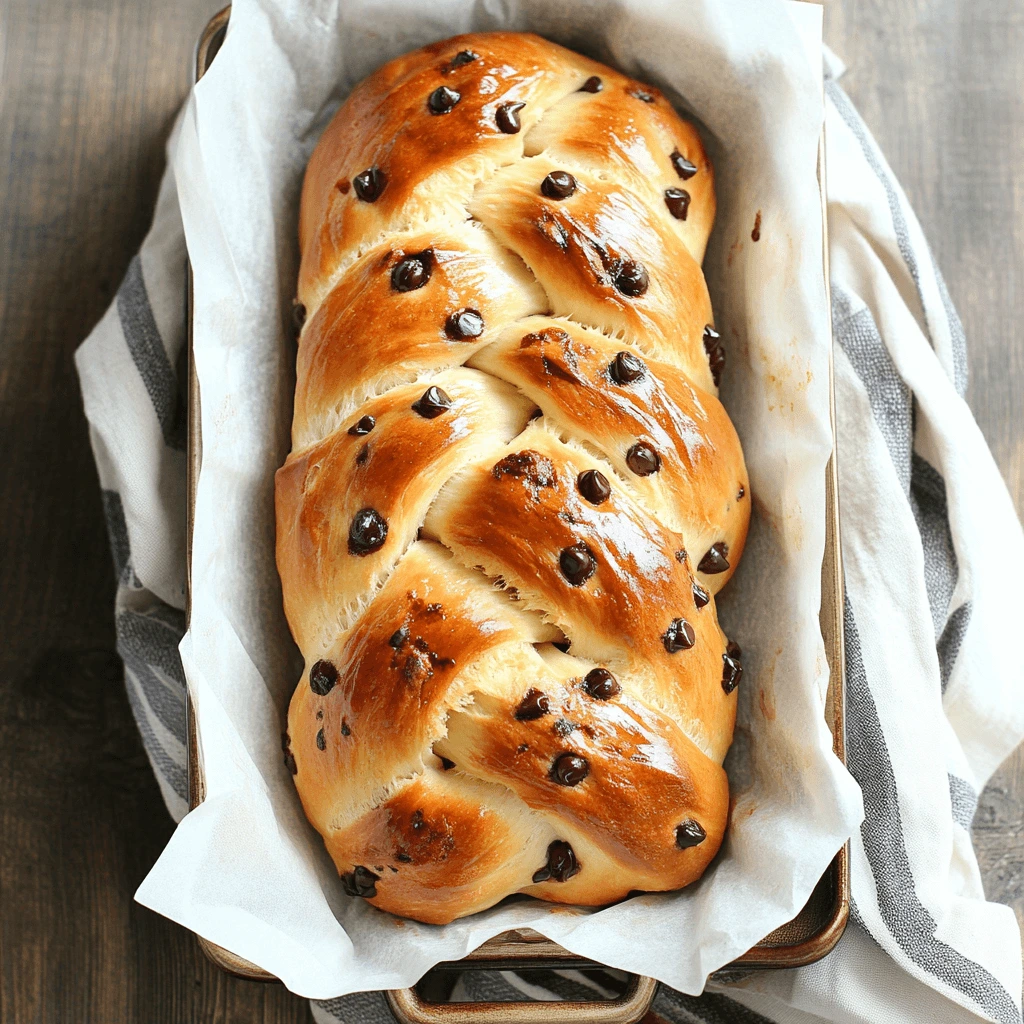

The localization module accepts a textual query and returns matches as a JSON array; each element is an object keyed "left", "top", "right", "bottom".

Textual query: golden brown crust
[{"left": 279, "top": 31, "right": 748, "bottom": 924}]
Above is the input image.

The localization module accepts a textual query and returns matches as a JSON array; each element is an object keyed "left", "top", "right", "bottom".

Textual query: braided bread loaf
[{"left": 277, "top": 32, "right": 749, "bottom": 925}]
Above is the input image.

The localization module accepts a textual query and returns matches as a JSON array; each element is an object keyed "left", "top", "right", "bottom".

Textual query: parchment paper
[{"left": 135, "top": 0, "right": 864, "bottom": 998}]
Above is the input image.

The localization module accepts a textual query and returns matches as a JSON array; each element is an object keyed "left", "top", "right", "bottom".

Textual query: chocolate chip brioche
[{"left": 276, "top": 31, "right": 750, "bottom": 925}]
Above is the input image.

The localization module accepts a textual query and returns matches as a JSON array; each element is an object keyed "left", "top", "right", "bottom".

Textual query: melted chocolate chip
[
  {"left": 737, "top": 484, "right": 746, "bottom": 500},
  {"left": 626, "top": 442, "right": 660, "bottom": 476},
  {"left": 283, "top": 749, "right": 297, "bottom": 775},
  {"left": 532, "top": 840, "right": 581, "bottom": 883},
  {"left": 664, "top": 187, "right": 691, "bottom": 221},
  {"left": 341, "top": 865, "right": 380, "bottom": 898},
  {"left": 703, "top": 325, "right": 725, "bottom": 386},
  {"left": 336, "top": 179, "right": 351, "bottom": 194},
  {"left": 722, "top": 643, "right": 743, "bottom": 693},
  {"left": 496, "top": 101, "right": 525, "bottom": 134},
  {"left": 389, "top": 625, "right": 409, "bottom": 649},
  {"left": 582, "top": 667, "right": 620, "bottom": 700},
  {"left": 341, "top": 719, "right": 351, "bottom": 736},
  {"left": 355, "top": 443, "right": 370, "bottom": 466},
  {"left": 449, "top": 49, "right": 478, "bottom": 68},
  {"left": 396, "top": 851, "right": 412, "bottom": 863},
  {"left": 613, "top": 260, "right": 649, "bottom": 297},
  {"left": 438, "top": 755, "right": 456, "bottom": 771},
  {"left": 577, "top": 469, "right": 611, "bottom": 505},
  {"left": 492, "top": 450, "right": 555, "bottom": 491},
  {"left": 410, "top": 809, "right": 425, "bottom": 830},
  {"left": 559, "top": 544, "right": 596, "bottom": 586},
  {"left": 541, "top": 170, "right": 577, "bottom": 200},
  {"left": 316, "top": 728, "right": 326, "bottom": 751},
  {"left": 348, "top": 507, "right": 388, "bottom": 555},
  {"left": 670, "top": 149, "right": 698, "bottom": 179},
  {"left": 348, "top": 415, "right": 375, "bottom": 435},
  {"left": 515, "top": 688, "right": 551, "bottom": 721},
  {"left": 551, "top": 752, "right": 589, "bottom": 786},
  {"left": 579, "top": 75, "right": 603, "bottom": 93},
  {"left": 309, "top": 659, "right": 338, "bottom": 695},
  {"left": 631, "top": 88, "right": 656, "bottom": 103},
  {"left": 609, "top": 350, "right": 646, "bottom": 384},
  {"left": 698, "top": 542, "right": 730, "bottom": 575},
  {"left": 353, "top": 165, "right": 387, "bottom": 202},
  {"left": 316, "top": 709, "right": 323, "bottom": 720},
  {"left": 663, "top": 618, "right": 696, "bottom": 653},
  {"left": 292, "top": 301, "right": 306, "bottom": 333},
  {"left": 692, "top": 581, "right": 710, "bottom": 610},
  {"left": 444, "top": 308, "right": 484, "bottom": 340},
  {"left": 675, "top": 549, "right": 688, "bottom": 564},
  {"left": 412, "top": 385, "right": 452, "bottom": 419},
  {"left": 675, "top": 819, "right": 707, "bottom": 848},
  {"left": 428, "top": 85, "right": 460, "bottom": 115},
  {"left": 553, "top": 718, "right": 578, "bottom": 738},
  {"left": 391, "top": 251, "right": 432, "bottom": 291}
]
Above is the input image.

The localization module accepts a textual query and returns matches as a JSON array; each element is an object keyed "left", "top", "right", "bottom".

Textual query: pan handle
[{"left": 386, "top": 975, "right": 657, "bottom": 1024}]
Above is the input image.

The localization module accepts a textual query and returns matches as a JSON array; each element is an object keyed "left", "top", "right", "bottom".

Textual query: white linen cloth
[{"left": 75, "top": 29, "right": 1024, "bottom": 1024}]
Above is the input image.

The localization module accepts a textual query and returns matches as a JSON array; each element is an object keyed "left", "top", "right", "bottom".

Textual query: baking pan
[{"left": 185, "top": 5, "right": 847, "bottom": 1020}]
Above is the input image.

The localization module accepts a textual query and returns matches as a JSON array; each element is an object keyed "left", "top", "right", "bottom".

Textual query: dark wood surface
[{"left": 0, "top": 1, "right": 1020, "bottom": 1021}]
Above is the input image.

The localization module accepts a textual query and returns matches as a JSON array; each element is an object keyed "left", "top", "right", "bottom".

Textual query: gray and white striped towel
[{"left": 75, "top": 51, "right": 1024, "bottom": 1024}]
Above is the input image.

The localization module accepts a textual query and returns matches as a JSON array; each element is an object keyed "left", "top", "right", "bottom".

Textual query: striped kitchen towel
[{"left": 75, "top": 53, "right": 1024, "bottom": 1024}]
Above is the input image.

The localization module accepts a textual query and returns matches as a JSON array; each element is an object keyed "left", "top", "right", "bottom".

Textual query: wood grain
[{"left": 0, "top": 1, "right": 1019, "bottom": 1021}]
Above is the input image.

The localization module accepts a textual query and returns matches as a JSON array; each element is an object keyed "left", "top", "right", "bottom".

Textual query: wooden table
[{"left": 0, "top": 1, "right": 1020, "bottom": 1020}]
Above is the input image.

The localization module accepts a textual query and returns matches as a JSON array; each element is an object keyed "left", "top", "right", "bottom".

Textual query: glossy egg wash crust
[{"left": 276, "top": 32, "right": 750, "bottom": 925}]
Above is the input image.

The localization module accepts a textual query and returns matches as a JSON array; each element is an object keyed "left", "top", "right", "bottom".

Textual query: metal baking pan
[{"left": 185, "top": 6, "right": 847, "bottom": 1021}]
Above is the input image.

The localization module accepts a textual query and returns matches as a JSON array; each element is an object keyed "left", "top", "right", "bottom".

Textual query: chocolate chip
[
  {"left": 692, "top": 581, "right": 710, "bottom": 609},
  {"left": 515, "top": 688, "right": 551, "bottom": 721},
  {"left": 631, "top": 88, "right": 656, "bottom": 103},
  {"left": 663, "top": 618, "right": 696, "bottom": 653},
  {"left": 698, "top": 542, "right": 730, "bottom": 574},
  {"left": 670, "top": 149, "right": 698, "bottom": 179},
  {"left": 722, "top": 641, "right": 743, "bottom": 693},
  {"left": 517, "top": 742, "right": 530, "bottom": 753},
  {"left": 675, "top": 549, "right": 688, "bottom": 564},
  {"left": 579, "top": 76, "right": 603, "bottom": 93},
  {"left": 341, "top": 865, "right": 380, "bottom": 898},
  {"left": 496, "top": 101, "right": 525, "bottom": 134},
  {"left": 348, "top": 508, "right": 388, "bottom": 555},
  {"left": 626, "top": 442, "right": 660, "bottom": 476},
  {"left": 559, "top": 544, "right": 596, "bottom": 586},
  {"left": 551, "top": 753, "right": 589, "bottom": 786},
  {"left": 389, "top": 625, "right": 409, "bottom": 649},
  {"left": 336, "top": 179, "right": 351, "bottom": 194},
  {"left": 582, "top": 667, "right": 620, "bottom": 700},
  {"left": 283, "top": 750, "right": 297, "bottom": 775},
  {"left": 492, "top": 450, "right": 555, "bottom": 491},
  {"left": 348, "top": 415, "right": 375, "bottom": 435},
  {"left": 292, "top": 300, "right": 306, "bottom": 333},
  {"left": 449, "top": 49, "right": 478, "bottom": 68},
  {"left": 577, "top": 469, "right": 610, "bottom": 505},
  {"left": 541, "top": 171, "right": 577, "bottom": 200},
  {"left": 428, "top": 85, "right": 460, "bottom": 114},
  {"left": 391, "top": 251, "right": 432, "bottom": 292},
  {"left": 309, "top": 659, "right": 338, "bottom": 695},
  {"left": 445, "top": 308, "right": 484, "bottom": 339},
  {"left": 396, "top": 851, "right": 412, "bottom": 863},
  {"left": 355, "top": 443, "right": 370, "bottom": 466},
  {"left": 411, "top": 809, "right": 425, "bottom": 830},
  {"left": 353, "top": 165, "right": 387, "bottom": 202},
  {"left": 703, "top": 325, "right": 725, "bottom": 387},
  {"left": 316, "top": 709, "right": 323, "bottom": 720},
  {"left": 412, "top": 385, "right": 452, "bottom": 419},
  {"left": 438, "top": 755, "right": 456, "bottom": 770},
  {"left": 664, "top": 187, "right": 690, "bottom": 220},
  {"left": 737, "top": 484, "right": 746, "bottom": 500},
  {"left": 532, "top": 840, "right": 581, "bottom": 883},
  {"left": 609, "top": 350, "right": 646, "bottom": 384},
  {"left": 316, "top": 728, "right": 326, "bottom": 751},
  {"left": 341, "top": 719, "right": 351, "bottom": 736},
  {"left": 675, "top": 819, "right": 706, "bottom": 848},
  {"left": 613, "top": 260, "right": 649, "bottom": 297}
]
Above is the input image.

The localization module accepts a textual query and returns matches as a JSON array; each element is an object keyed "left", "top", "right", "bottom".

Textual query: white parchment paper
[{"left": 135, "top": 0, "right": 864, "bottom": 998}]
